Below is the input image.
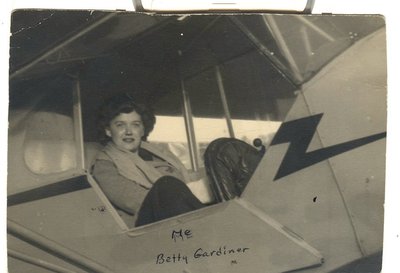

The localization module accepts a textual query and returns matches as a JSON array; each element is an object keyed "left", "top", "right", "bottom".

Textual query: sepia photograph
[{"left": 6, "top": 9, "right": 388, "bottom": 273}]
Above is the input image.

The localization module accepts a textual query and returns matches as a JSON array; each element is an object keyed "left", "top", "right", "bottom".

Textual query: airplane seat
[
  {"left": 203, "top": 137, "right": 264, "bottom": 202},
  {"left": 84, "top": 142, "right": 104, "bottom": 170}
]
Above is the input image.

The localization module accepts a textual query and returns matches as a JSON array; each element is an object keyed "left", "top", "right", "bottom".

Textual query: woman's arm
[{"left": 92, "top": 160, "right": 148, "bottom": 215}]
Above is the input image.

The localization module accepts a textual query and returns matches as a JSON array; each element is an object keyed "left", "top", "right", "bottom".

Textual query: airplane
[{"left": 7, "top": 10, "right": 386, "bottom": 273}]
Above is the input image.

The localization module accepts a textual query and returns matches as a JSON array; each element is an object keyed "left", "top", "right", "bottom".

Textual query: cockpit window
[
  {"left": 23, "top": 111, "right": 77, "bottom": 174},
  {"left": 8, "top": 75, "right": 82, "bottom": 193},
  {"left": 234, "top": 15, "right": 385, "bottom": 84}
]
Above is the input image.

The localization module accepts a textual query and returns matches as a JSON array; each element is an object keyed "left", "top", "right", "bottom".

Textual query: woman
[{"left": 92, "top": 94, "right": 204, "bottom": 227}]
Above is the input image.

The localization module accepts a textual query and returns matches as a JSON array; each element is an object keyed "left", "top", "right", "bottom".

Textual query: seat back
[{"left": 204, "top": 138, "right": 264, "bottom": 202}]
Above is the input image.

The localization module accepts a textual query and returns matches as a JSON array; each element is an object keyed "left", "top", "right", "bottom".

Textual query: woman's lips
[{"left": 123, "top": 137, "right": 135, "bottom": 143}]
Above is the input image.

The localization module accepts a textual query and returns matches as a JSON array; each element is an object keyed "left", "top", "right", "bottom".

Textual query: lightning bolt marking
[{"left": 271, "top": 114, "right": 386, "bottom": 181}]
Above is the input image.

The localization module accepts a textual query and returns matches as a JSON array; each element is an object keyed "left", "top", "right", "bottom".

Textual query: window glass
[
  {"left": 8, "top": 75, "right": 81, "bottom": 196},
  {"left": 24, "top": 112, "right": 77, "bottom": 174},
  {"left": 231, "top": 119, "right": 281, "bottom": 148},
  {"left": 147, "top": 115, "right": 191, "bottom": 170},
  {"left": 150, "top": 87, "right": 192, "bottom": 169},
  {"left": 15, "top": 76, "right": 77, "bottom": 175},
  {"left": 221, "top": 51, "right": 297, "bottom": 147},
  {"left": 236, "top": 15, "right": 385, "bottom": 84},
  {"left": 185, "top": 69, "right": 230, "bottom": 167}
]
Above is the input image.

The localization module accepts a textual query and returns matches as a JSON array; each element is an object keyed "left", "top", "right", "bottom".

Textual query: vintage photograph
[{"left": 7, "top": 10, "right": 386, "bottom": 273}]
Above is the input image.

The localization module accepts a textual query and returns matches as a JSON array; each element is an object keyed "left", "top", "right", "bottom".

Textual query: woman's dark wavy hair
[{"left": 98, "top": 93, "right": 156, "bottom": 145}]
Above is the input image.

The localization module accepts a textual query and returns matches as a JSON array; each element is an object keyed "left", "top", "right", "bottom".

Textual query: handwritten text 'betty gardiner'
[{"left": 155, "top": 245, "right": 250, "bottom": 265}]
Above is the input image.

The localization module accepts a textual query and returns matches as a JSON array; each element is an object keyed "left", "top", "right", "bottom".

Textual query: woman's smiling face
[{"left": 105, "top": 111, "right": 145, "bottom": 153}]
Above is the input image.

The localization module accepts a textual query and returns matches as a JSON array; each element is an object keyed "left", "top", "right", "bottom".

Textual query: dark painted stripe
[
  {"left": 271, "top": 114, "right": 386, "bottom": 180},
  {"left": 8, "top": 176, "right": 91, "bottom": 207}
]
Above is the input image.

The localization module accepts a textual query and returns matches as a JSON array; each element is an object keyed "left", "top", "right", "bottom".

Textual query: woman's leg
[{"left": 136, "top": 176, "right": 204, "bottom": 226}]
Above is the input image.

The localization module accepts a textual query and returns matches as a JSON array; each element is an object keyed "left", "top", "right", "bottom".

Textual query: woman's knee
[{"left": 152, "top": 176, "right": 186, "bottom": 190}]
